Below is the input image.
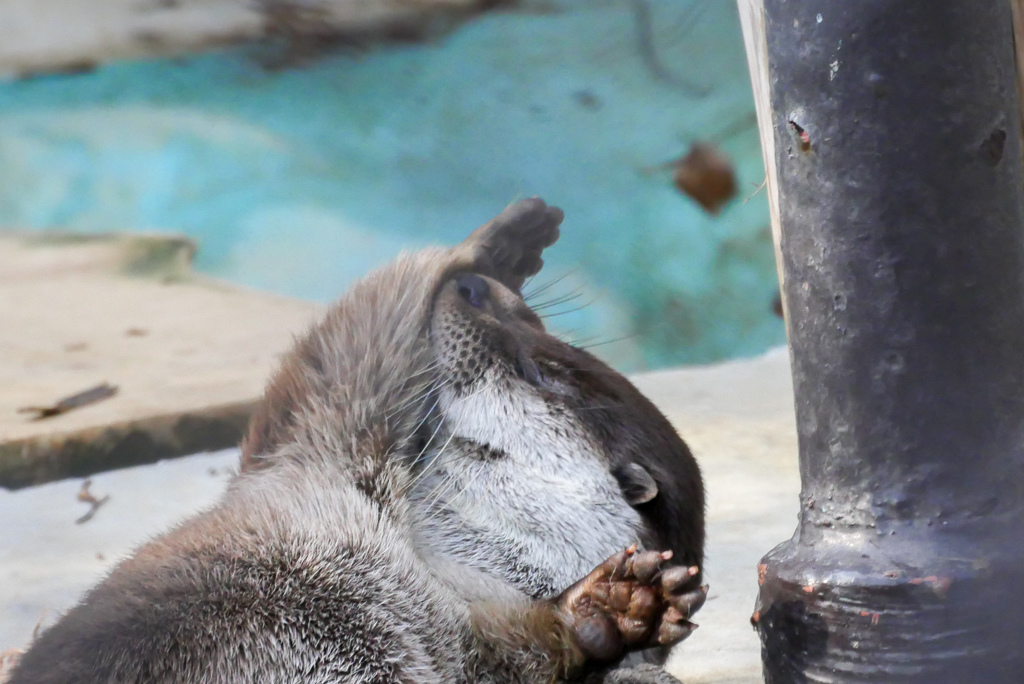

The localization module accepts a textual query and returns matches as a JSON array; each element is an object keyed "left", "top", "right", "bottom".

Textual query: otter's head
[
  {"left": 412, "top": 200, "right": 705, "bottom": 599},
  {"left": 241, "top": 198, "right": 703, "bottom": 599}
]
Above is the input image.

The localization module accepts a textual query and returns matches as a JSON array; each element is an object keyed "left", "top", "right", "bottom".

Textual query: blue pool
[{"left": 0, "top": 1, "right": 782, "bottom": 371}]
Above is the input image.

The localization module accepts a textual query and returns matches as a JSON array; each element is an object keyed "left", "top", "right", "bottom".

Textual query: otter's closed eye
[{"left": 456, "top": 273, "right": 490, "bottom": 308}]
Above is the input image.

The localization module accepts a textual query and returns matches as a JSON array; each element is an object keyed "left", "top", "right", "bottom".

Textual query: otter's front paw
[{"left": 557, "top": 545, "right": 707, "bottom": 663}]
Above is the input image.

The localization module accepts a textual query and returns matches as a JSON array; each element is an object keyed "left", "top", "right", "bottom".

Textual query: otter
[{"left": 7, "top": 198, "right": 706, "bottom": 684}]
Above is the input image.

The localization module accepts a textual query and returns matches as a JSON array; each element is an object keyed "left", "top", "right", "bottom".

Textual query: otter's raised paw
[
  {"left": 461, "top": 197, "right": 564, "bottom": 292},
  {"left": 557, "top": 545, "right": 708, "bottom": 663}
]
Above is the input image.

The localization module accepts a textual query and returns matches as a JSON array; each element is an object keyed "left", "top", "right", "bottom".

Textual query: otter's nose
[{"left": 456, "top": 273, "right": 490, "bottom": 308}]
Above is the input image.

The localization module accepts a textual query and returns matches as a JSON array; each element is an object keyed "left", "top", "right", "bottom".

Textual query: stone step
[{"left": 0, "top": 232, "right": 319, "bottom": 488}]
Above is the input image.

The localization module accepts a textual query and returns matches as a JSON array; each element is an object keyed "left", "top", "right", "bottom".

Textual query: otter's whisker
[
  {"left": 451, "top": 466, "right": 499, "bottom": 534},
  {"left": 416, "top": 386, "right": 490, "bottom": 517},
  {"left": 529, "top": 290, "right": 586, "bottom": 312},
  {"left": 407, "top": 381, "right": 486, "bottom": 495},
  {"left": 570, "top": 402, "right": 632, "bottom": 413},
  {"left": 554, "top": 328, "right": 584, "bottom": 345},
  {"left": 405, "top": 401, "right": 454, "bottom": 491},
  {"left": 537, "top": 295, "right": 601, "bottom": 320},
  {"left": 384, "top": 363, "right": 450, "bottom": 416},
  {"left": 522, "top": 269, "right": 578, "bottom": 302},
  {"left": 386, "top": 372, "right": 449, "bottom": 422},
  {"left": 575, "top": 333, "right": 640, "bottom": 351}
]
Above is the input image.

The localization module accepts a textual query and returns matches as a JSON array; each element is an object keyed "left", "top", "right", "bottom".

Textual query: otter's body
[{"left": 9, "top": 200, "right": 705, "bottom": 684}]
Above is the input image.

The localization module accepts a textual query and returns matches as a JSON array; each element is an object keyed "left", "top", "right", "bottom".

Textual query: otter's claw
[{"left": 557, "top": 546, "right": 707, "bottom": 663}]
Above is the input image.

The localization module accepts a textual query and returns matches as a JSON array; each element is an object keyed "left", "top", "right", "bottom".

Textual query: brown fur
[{"left": 8, "top": 199, "right": 703, "bottom": 684}]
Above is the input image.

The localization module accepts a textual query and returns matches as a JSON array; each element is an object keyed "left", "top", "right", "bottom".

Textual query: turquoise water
[{"left": 0, "top": 1, "right": 782, "bottom": 371}]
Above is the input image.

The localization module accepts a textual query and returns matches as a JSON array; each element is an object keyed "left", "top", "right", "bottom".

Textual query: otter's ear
[
  {"left": 455, "top": 197, "right": 564, "bottom": 292},
  {"left": 613, "top": 463, "right": 659, "bottom": 506}
]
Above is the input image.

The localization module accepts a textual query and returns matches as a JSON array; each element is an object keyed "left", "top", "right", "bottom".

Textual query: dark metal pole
[{"left": 753, "top": 2, "right": 1024, "bottom": 681}]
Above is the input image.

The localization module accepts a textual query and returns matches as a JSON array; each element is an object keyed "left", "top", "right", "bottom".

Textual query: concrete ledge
[
  {"left": 0, "top": 232, "right": 319, "bottom": 488},
  {"left": 0, "top": 0, "right": 502, "bottom": 78},
  {"left": 0, "top": 403, "right": 253, "bottom": 489}
]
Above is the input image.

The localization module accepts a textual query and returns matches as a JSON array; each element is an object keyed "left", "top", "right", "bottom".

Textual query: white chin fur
[{"left": 415, "top": 376, "right": 643, "bottom": 595}]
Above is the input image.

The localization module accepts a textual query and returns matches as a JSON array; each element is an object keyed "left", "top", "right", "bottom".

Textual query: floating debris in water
[
  {"left": 572, "top": 90, "right": 603, "bottom": 111},
  {"left": 672, "top": 143, "right": 738, "bottom": 214}
]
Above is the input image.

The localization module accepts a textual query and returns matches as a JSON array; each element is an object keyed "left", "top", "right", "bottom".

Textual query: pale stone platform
[
  {"left": 0, "top": 347, "right": 799, "bottom": 683},
  {"left": 0, "top": 233, "right": 319, "bottom": 488},
  {"left": 0, "top": 0, "right": 498, "bottom": 78}
]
